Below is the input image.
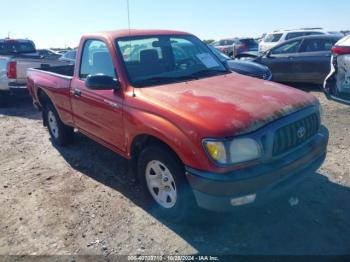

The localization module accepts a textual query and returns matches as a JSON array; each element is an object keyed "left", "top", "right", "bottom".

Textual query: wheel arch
[
  {"left": 130, "top": 134, "right": 184, "bottom": 168},
  {"left": 37, "top": 88, "right": 52, "bottom": 110}
]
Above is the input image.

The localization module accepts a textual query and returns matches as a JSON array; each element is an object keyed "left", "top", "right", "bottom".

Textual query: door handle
[
  {"left": 73, "top": 89, "right": 81, "bottom": 98},
  {"left": 103, "top": 99, "right": 120, "bottom": 109}
]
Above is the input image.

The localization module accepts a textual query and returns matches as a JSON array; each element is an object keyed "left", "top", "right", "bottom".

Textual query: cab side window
[
  {"left": 80, "top": 40, "right": 116, "bottom": 79},
  {"left": 270, "top": 40, "right": 301, "bottom": 55},
  {"left": 300, "top": 39, "right": 336, "bottom": 53}
]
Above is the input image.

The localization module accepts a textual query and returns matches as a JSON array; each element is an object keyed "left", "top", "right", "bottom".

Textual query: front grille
[{"left": 272, "top": 113, "right": 320, "bottom": 156}]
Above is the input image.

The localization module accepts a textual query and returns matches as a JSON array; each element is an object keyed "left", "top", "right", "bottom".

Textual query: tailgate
[{"left": 16, "top": 59, "right": 69, "bottom": 85}]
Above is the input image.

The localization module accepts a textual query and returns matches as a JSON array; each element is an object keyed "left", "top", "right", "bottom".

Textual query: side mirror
[{"left": 85, "top": 74, "right": 120, "bottom": 91}]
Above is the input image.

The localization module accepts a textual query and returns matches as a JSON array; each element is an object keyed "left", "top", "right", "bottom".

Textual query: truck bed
[
  {"left": 27, "top": 64, "right": 75, "bottom": 124},
  {"left": 36, "top": 64, "right": 75, "bottom": 77}
]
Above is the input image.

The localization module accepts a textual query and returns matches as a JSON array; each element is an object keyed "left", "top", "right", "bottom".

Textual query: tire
[
  {"left": 44, "top": 103, "right": 74, "bottom": 146},
  {"left": 137, "top": 145, "right": 197, "bottom": 223}
]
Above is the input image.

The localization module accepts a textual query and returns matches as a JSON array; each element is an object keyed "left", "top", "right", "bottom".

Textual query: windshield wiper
[
  {"left": 189, "top": 69, "right": 230, "bottom": 79},
  {"left": 133, "top": 75, "right": 197, "bottom": 87},
  {"left": 133, "top": 69, "right": 230, "bottom": 87}
]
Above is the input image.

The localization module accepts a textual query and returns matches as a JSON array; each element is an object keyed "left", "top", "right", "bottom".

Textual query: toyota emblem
[{"left": 297, "top": 126, "right": 306, "bottom": 139}]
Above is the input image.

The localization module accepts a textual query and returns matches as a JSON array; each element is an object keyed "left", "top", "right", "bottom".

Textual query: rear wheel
[
  {"left": 137, "top": 145, "right": 197, "bottom": 223},
  {"left": 44, "top": 103, "right": 74, "bottom": 146}
]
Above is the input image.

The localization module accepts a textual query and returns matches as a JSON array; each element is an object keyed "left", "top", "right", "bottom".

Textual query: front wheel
[
  {"left": 44, "top": 103, "right": 74, "bottom": 146},
  {"left": 137, "top": 145, "right": 197, "bottom": 223}
]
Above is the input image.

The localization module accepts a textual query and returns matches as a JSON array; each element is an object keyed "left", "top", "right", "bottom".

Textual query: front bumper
[{"left": 185, "top": 126, "right": 329, "bottom": 212}]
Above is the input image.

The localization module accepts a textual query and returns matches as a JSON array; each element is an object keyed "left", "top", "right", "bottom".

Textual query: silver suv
[{"left": 259, "top": 28, "right": 342, "bottom": 52}]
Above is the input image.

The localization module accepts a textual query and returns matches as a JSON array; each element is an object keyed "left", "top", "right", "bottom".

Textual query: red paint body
[{"left": 27, "top": 30, "right": 318, "bottom": 173}]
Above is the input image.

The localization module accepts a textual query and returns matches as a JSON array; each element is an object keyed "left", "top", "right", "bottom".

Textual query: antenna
[
  {"left": 7, "top": 31, "right": 10, "bottom": 39},
  {"left": 126, "top": 0, "right": 136, "bottom": 98}
]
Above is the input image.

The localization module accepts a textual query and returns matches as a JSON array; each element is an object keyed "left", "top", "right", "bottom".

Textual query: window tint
[
  {"left": 80, "top": 40, "right": 116, "bottom": 79},
  {"left": 0, "top": 41, "right": 36, "bottom": 54},
  {"left": 285, "top": 32, "right": 306, "bottom": 40},
  {"left": 300, "top": 38, "right": 337, "bottom": 52},
  {"left": 305, "top": 32, "right": 324, "bottom": 36},
  {"left": 285, "top": 32, "right": 325, "bottom": 40},
  {"left": 264, "top": 34, "right": 283, "bottom": 43},
  {"left": 271, "top": 40, "right": 301, "bottom": 55},
  {"left": 239, "top": 39, "right": 258, "bottom": 47},
  {"left": 16, "top": 42, "right": 36, "bottom": 53}
]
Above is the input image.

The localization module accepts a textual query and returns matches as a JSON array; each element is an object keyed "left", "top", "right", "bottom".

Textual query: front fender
[{"left": 124, "top": 108, "right": 213, "bottom": 170}]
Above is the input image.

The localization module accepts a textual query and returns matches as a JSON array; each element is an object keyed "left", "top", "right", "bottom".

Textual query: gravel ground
[{"left": 0, "top": 89, "right": 349, "bottom": 256}]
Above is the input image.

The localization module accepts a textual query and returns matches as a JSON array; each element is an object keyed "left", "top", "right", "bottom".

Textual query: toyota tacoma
[{"left": 27, "top": 30, "right": 328, "bottom": 222}]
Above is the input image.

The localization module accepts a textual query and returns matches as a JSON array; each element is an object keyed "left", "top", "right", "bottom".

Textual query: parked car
[
  {"left": 27, "top": 29, "right": 328, "bottom": 222},
  {"left": 0, "top": 38, "right": 69, "bottom": 107},
  {"left": 59, "top": 50, "right": 77, "bottom": 63},
  {"left": 240, "top": 35, "right": 342, "bottom": 84},
  {"left": 208, "top": 45, "right": 272, "bottom": 80},
  {"left": 211, "top": 38, "right": 258, "bottom": 57},
  {"left": 211, "top": 38, "right": 236, "bottom": 56},
  {"left": 324, "top": 36, "right": 350, "bottom": 105},
  {"left": 37, "top": 49, "right": 62, "bottom": 60},
  {"left": 56, "top": 50, "right": 69, "bottom": 55},
  {"left": 259, "top": 28, "right": 343, "bottom": 52},
  {"left": 232, "top": 38, "right": 259, "bottom": 57}
]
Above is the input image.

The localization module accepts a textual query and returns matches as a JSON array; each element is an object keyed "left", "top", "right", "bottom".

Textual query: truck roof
[{"left": 85, "top": 29, "right": 191, "bottom": 39}]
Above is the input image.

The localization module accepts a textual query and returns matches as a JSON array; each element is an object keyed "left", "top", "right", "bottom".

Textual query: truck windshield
[
  {"left": 116, "top": 35, "right": 229, "bottom": 87},
  {"left": 0, "top": 40, "right": 36, "bottom": 55}
]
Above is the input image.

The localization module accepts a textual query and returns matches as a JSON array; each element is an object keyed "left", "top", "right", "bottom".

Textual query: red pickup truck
[{"left": 27, "top": 30, "right": 328, "bottom": 222}]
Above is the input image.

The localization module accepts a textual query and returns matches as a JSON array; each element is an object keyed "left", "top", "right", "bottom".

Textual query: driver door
[{"left": 70, "top": 39, "right": 126, "bottom": 152}]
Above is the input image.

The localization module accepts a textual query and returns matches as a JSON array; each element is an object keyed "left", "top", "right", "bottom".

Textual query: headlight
[
  {"left": 229, "top": 138, "right": 262, "bottom": 163},
  {"left": 203, "top": 138, "right": 262, "bottom": 166}
]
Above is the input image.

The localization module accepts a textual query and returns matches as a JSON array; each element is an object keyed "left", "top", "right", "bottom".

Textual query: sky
[{"left": 0, "top": 0, "right": 349, "bottom": 49}]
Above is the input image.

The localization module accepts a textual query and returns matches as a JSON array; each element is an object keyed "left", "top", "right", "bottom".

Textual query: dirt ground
[{"left": 0, "top": 88, "right": 349, "bottom": 256}]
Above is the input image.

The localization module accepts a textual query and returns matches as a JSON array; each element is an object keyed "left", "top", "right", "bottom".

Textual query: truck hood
[{"left": 137, "top": 73, "right": 318, "bottom": 138}]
